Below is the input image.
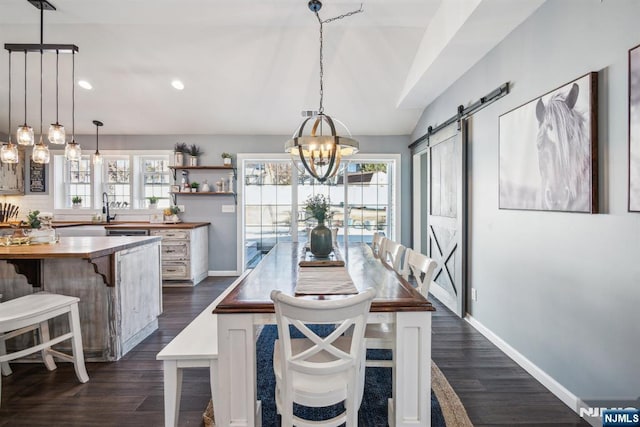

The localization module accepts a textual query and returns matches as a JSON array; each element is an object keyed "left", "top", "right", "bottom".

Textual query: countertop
[
  {"left": 51, "top": 221, "right": 210, "bottom": 230},
  {"left": 0, "top": 236, "right": 162, "bottom": 259}
]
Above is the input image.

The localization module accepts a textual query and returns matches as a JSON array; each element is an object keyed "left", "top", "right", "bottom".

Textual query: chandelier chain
[{"left": 315, "top": 4, "right": 363, "bottom": 115}]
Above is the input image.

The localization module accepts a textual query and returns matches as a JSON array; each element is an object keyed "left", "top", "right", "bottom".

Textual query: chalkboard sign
[{"left": 29, "top": 162, "right": 46, "bottom": 193}]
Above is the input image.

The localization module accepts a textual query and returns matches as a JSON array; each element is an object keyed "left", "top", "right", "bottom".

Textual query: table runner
[{"left": 294, "top": 266, "right": 358, "bottom": 295}]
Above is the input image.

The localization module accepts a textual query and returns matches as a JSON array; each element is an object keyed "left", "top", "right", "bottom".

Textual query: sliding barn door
[{"left": 426, "top": 122, "right": 467, "bottom": 317}]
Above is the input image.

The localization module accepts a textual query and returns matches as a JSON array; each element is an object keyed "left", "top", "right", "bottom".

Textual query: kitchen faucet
[{"left": 102, "top": 192, "right": 116, "bottom": 223}]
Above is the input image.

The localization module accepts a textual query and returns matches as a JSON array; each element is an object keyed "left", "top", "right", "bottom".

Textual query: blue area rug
[{"left": 256, "top": 325, "right": 446, "bottom": 426}]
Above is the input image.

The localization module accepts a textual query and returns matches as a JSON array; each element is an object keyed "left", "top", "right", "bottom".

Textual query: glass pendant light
[
  {"left": 32, "top": 50, "right": 50, "bottom": 164},
  {"left": 92, "top": 120, "right": 103, "bottom": 165},
  {"left": 48, "top": 51, "right": 65, "bottom": 144},
  {"left": 65, "top": 51, "right": 81, "bottom": 161},
  {"left": 0, "top": 144, "right": 19, "bottom": 164},
  {"left": 17, "top": 51, "right": 34, "bottom": 146},
  {"left": 1, "top": 52, "right": 19, "bottom": 164}
]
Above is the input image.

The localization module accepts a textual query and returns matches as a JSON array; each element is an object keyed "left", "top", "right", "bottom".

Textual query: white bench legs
[{"left": 162, "top": 358, "right": 218, "bottom": 427}]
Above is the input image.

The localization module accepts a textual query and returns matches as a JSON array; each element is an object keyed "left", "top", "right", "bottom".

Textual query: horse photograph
[
  {"left": 629, "top": 44, "right": 640, "bottom": 212},
  {"left": 499, "top": 73, "right": 598, "bottom": 213}
]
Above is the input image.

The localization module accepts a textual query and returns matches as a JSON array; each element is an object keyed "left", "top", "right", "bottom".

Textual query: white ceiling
[{"left": 0, "top": 0, "right": 544, "bottom": 136}]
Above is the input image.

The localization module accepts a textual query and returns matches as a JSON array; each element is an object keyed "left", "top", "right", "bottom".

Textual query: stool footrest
[{"left": 0, "top": 332, "right": 73, "bottom": 363}]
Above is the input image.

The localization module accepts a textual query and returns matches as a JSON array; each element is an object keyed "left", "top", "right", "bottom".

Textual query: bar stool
[{"left": 0, "top": 293, "right": 89, "bottom": 406}]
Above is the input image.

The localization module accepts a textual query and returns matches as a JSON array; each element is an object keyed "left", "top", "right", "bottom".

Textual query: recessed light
[
  {"left": 171, "top": 80, "right": 184, "bottom": 90},
  {"left": 78, "top": 80, "right": 93, "bottom": 90}
]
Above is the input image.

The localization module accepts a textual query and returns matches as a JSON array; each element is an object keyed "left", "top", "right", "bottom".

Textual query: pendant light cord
[
  {"left": 24, "top": 51, "right": 27, "bottom": 125},
  {"left": 55, "top": 50, "right": 59, "bottom": 123},
  {"left": 8, "top": 52, "right": 11, "bottom": 142},
  {"left": 40, "top": 50, "right": 43, "bottom": 136},
  {"left": 72, "top": 50, "right": 75, "bottom": 141}
]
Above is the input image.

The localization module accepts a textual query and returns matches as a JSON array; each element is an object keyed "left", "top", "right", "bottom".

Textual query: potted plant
[
  {"left": 163, "top": 205, "right": 181, "bottom": 223},
  {"left": 221, "top": 152, "right": 233, "bottom": 166},
  {"left": 173, "top": 142, "right": 187, "bottom": 166},
  {"left": 147, "top": 196, "right": 159, "bottom": 209},
  {"left": 71, "top": 196, "right": 82, "bottom": 208},
  {"left": 190, "top": 181, "right": 200, "bottom": 193},
  {"left": 188, "top": 144, "right": 202, "bottom": 166},
  {"left": 304, "top": 194, "right": 332, "bottom": 258}
]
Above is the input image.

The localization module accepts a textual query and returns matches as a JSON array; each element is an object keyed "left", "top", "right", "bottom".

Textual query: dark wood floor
[{"left": 0, "top": 277, "right": 589, "bottom": 426}]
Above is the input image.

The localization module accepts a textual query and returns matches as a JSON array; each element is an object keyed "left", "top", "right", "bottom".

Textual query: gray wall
[
  {"left": 72, "top": 134, "right": 411, "bottom": 272},
  {"left": 412, "top": 0, "right": 640, "bottom": 401}
]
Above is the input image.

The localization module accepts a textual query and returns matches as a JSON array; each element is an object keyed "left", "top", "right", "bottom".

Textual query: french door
[{"left": 238, "top": 154, "right": 399, "bottom": 270}]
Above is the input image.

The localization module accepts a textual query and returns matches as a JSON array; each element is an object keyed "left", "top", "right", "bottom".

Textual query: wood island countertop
[
  {"left": 50, "top": 221, "right": 210, "bottom": 230},
  {"left": 0, "top": 236, "right": 161, "bottom": 259}
]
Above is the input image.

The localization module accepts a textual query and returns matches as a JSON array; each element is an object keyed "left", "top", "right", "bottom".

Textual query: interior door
[{"left": 425, "top": 121, "right": 467, "bottom": 317}]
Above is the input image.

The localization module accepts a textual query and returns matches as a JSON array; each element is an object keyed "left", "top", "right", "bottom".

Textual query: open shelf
[{"left": 170, "top": 191, "right": 236, "bottom": 204}]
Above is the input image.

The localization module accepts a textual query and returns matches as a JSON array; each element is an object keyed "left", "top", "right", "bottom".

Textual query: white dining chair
[
  {"left": 402, "top": 248, "right": 438, "bottom": 297},
  {"left": 271, "top": 288, "right": 376, "bottom": 427},
  {"left": 380, "top": 239, "right": 406, "bottom": 274},
  {"left": 364, "top": 248, "right": 437, "bottom": 368},
  {"left": 0, "top": 293, "right": 89, "bottom": 406},
  {"left": 371, "top": 232, "right": 385, "bottom": 257}
]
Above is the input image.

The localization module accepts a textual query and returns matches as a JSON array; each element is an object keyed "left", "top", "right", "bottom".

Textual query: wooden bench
[{"left": 156, "top": 272, "right": 248, "bottom": 427}]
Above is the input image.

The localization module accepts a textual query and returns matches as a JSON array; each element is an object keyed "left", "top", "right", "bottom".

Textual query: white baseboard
[
  {"left": 208, "top": 270, "right": 241, "bottom": 276},
  {"left": 464, "top": 315, "right": 582, "bottom": 416}
]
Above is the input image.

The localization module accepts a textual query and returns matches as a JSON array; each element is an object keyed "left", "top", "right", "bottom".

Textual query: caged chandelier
[
  {"left": 284, "top": 0, "right": 362, "bottom": 183},
  {"left": 1, "top": 0, "right": 80, "bottom": 164}
]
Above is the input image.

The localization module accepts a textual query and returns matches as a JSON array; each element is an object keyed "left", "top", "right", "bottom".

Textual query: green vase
[{"left": 310, "top": 221, "right": 333, "bottom": 258}]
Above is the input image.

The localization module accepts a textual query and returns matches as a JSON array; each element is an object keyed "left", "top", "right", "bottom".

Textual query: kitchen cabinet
[{"left": 150, "top": 225, "right": 208, "bottom": 286}]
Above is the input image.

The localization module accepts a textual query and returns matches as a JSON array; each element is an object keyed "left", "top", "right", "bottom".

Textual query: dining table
[{"left": 213, "top": 242, "right": 435, "bottom": 427}]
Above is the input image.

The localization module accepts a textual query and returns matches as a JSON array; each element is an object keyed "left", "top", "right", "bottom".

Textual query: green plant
[
  {"left": 148, "top": 196, "right": 159, "bottom": 204},
  {"left": 190, "top": 181, "right": 199, "bottom": 188},
  {"left": 304, "top": 194, "right": 330, "bottom": 222},
  {"left": 72, "top": 196, "right": 82, "bottom": 204},
  {"left": 221, "top": 152, "right": 232, "bottom": 159},
  {"left": 174, "top": 142, "right": 187, "bottom": 153},
  {"left": 188, "top": 144, "right": 202, "bottom": 157},
  {"left": 23, "top": 210, "right": 41, "bottom": 229},
  {"left": 163, "top": 205, "right": 181, "bottom": 216}
]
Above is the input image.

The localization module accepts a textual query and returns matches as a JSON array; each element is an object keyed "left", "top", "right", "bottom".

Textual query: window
[
  {"left": 65, "top": 156, "right": 92, "bottom": 208},
  {"left": 105, "top": 156, "right": 131, "bottom": 209},
  {"left": 54, "top": 151, "right": 170, "bottom": 210},
  {"left": 140, "top": 157, "right": 171, "bottom": 209}
]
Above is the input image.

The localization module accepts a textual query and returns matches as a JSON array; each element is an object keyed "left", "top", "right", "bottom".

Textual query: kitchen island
[{"left": 0, "top": 236, "right": 162, "bottom": 361}]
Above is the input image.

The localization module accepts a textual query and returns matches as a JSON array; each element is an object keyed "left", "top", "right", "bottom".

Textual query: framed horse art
[{"left": 499, "top": 72, "right": 598, "bottom": 213}]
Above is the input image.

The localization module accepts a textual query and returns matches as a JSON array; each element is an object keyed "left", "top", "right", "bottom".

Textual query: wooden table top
[
  {"left": 0, "top": 236, "right": 161, "bottom": 259},
  {"left": 214, "top": 242, "right": 435, "bottom": 314}
]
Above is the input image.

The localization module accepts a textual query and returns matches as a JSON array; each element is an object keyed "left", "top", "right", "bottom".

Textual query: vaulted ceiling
[{"left": 0, "top": 0, "right": 545, "bottom": 136}]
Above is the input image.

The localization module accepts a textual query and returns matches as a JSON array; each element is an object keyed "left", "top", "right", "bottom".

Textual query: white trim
[
  {"left": 208, "top": 270, "right": 242, "bottom": 277},
  {"left": 465, "top": 315, "right": 582, "bottom": 415}
]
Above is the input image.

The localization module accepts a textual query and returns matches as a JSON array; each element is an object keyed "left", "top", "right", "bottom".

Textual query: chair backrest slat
[{"left": 271, "top": 289, "right": 376, "bottom": 376}]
